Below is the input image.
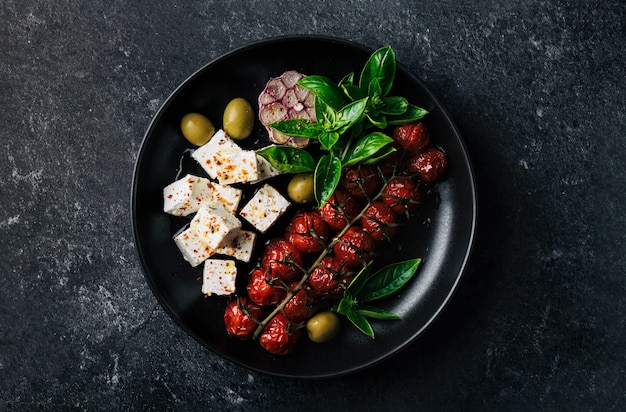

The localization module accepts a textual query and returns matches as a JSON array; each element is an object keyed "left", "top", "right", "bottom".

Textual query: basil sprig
[
  {"left": 341, "top": 47, "right": 429, "bottom": 128},
  {"left": 260, "top": 46, "right": 429, "bottom": 208},
  {"left": 335, "top": 258, "right": 422, "bottom": 338}
]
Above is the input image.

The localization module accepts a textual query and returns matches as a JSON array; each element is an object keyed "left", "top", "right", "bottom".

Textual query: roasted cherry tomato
[
  {"left": 333, "top": 226, "right": 376, "bottom": 269},
  {"left": 223, "top": 297, "right": 264, "bottom": 339},
  {"left": 285, "top": 211, "right": 330, "bottom": 254},
  {"left": 260, "top": 238, "right": 304, "bottom": 282},
  {"left": 392, "top": 121, "right": 430, "bottom": 154},
  {"left": 258, "top": 313, "right": 302, "bottom": 355},
  {"left": 284, "top": 282, "right": 319, "bottom": 323},
  {"left": 339, "top": 164, "right": 381, "bottom": 198},
  {"left": 308, "top": 256, "right": 353, "bottom": 300},
  {"left": 319, "top": 189, "right": 361, "bottom": 231},
  {"left": 381, "top": 177, "right": 422, "bottom": 215},
  {"left": 406, "top": 148, "right": 448, "bottom": 184},
  {"left": 246, "top": 268, "right": 286, "bottom": 306},
  {"left": 361, "top": 201, "right": 398, "bottom": 241}
]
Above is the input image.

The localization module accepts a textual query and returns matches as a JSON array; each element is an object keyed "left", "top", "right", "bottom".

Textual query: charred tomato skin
[
  {"left": 339, "top": 164, "right": 381, "bottom": 198},
  {"left": 308, "top": 256, "right": 353, "bottom": 301},
  {"left": 285, "top": 211, "right": 330, "bottom": 254},
  {"left": 406, "top": 148, "right": 448, "bottom": 184},
  {"left": 392, "top": 121, "right": 430, "bottom": 154},
  {"left": 333, "top": 226, "right": 376, "bottom": 269},
  {"left": 258, "top": 313, "right": 303, "bottom": 355},
  {"left": 284, "top": 282, "right": 319, "bottom": 323},
  {"left": 382, "top": 177, "right": 422, "bottom": 215},
  {"left": 246, "top": 267, "right": 286, "bottom": 306},
  {"left": 223, "top": 297, "right": 264, "bottom": 339},
  {"left": 260, "top": 238, "right": 304, "bottom": 282},
  {"left": 319, "top": 189, "right": 361, "bottom": 231},
  {"left": 361, "top": 201, "right": 399, "bottom": 241}
]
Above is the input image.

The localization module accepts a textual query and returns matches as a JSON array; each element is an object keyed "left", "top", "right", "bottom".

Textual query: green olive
[
  {"left": 306, "top": 312, "right": 341, "bottom": 343},
  {"left": 287, "top": 172, "right": 315, "bottom": 204},
  {"left": 223, "top": 97, "right": 254, "bottom": 140},
  {"left": 180, "top": 113, "right": 215, "bottom": 146}
]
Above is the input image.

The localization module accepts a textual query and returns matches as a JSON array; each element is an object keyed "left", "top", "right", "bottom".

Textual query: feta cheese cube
[
  {"left": 191, "top": 129, "right": 241, "bottom": 179},
  {"left": 202, "top": 259, "right": 237, "bottom": 296},
  {"left": 215, "top": 230, "right": 256, "bottom": 263},
  {"left": 194, "top": 203, "right": 242, "bottom": 250},
  {"left": 215, "top": 150, "right": 259, "bottom": 185},
  {"left": 210, "top": 182, "right": 242, "bottom": 214},
  {"left": 239, "top": 184, "right": 290, "bottom": 233},
  {"left": 251, "top": 152, "right": 283, "bottom": 183},
  {"left": 173, "top": 226, "right": 215, "bottom": 267},
  {"left": 163, "top": 174, "right": 213, "bottom": 216}
]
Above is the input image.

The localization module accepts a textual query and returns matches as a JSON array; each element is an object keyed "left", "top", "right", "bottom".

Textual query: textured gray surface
[{"left": 1, "top": 0, "right": 624, "bottom": 410}]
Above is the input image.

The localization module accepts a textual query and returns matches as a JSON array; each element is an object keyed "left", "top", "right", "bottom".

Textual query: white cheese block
[
  {"left": 194, "top": 203, "right": 242, "bottom": 250},
  {"left": 173, "top": 226, "right": 215, "bottom": 267},
  {"left": 251, "top": 152, "right": 283, "bottom": 183},
  {"left": 239, "top": 184, "right": 290, "bottom": 233},
  {"left": 215, "top": 150, "right": 259, "bottom": 185},
  {"left": 202, "top": 259, "right": 237, "bottom": 296},
  {"left": 191, "top": 129, "right": 241, "bottom": 179},
  {"left": 215, "top": 230, "right": 256, "bottom": 263},
  {"left": 210, "top": 182, "right": 242, "bottom": 214},
  {"left": 163, "top": 174, "right": 213, "bottom": 217}
]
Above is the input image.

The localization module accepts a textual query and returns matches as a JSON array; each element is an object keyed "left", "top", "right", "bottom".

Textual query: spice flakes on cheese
[
  {"left": 173, "top": 226, "right": 215, "bottom": 267},
  {"left": 194, "top": 203, "right": 242, "bottom": 250},
  {"left": 191, "top": 129, "right": 241, "bottom": 179},
  {"left": 211, "top": 182, "right": 242, "bottom": 214},
  {"left": 163, "top": 174, "right": 243, "bottom": 217},
  {"left": 202, "top": 259, "right": 237, "bottom": 296},
  {"left": 239, "top": 184, "right": 290, "bottom": 233},
  {"left": 215, "top": 150, "right": 259, "bottom": 185},
  {"left": 163, "top": 174, "right": 213, "bottom": 217},
  {"left": 215, "top": 230, "right": 256, "bottom": 263}
]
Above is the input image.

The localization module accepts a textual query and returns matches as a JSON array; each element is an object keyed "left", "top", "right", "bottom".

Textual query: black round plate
[{"left": 131, "top": 36, "right": 476, "bottom": 378}]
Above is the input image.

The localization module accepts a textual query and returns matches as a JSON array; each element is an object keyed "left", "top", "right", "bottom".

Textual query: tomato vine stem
[{"left": 251, "top": 166, "right": 409, "bottom": 340}]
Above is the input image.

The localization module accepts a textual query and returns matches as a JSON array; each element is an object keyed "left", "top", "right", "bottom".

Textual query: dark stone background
[{"left": 1, "top": 1, "right": 624, "bottom": 410}]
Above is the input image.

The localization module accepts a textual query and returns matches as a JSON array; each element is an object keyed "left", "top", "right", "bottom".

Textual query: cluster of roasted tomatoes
[{"left": 223, "top": 121, "right": 448, "bottom": 355}]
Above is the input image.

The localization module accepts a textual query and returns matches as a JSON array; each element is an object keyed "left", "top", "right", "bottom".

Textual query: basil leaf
[
  {"left": 318, "top": 131, "right": 340, "bottom": 151},
  {"left": 362, "top": 145, "right": 396, "bottom": 165},
  {"left": 342, "top": 83, "right": 366, "bottom": 101},
  {"left": 368, "top": 77, "right": 383, "bottom": 100},
  {"left": 335, "top": 293, "right": 357, "bottom": 315},
  {"left": 343, "top": 132, "right": 394, "bottom": 167},
  {"left": 380, "top": 96, "right": 408, "bottom": 115},
  {"left": 359, "top": 46, "right": 396, "bottom": 97},
  {"left": 346, "top": 309, "right": 375, "bottom": 338},
  {"left": 315, "top": 96, "right": 337, "bottom": 128},
  {"left": 298, "top": 75, "right": 348, "bottom": 111},
  {"left": 339, "top": 72, "right": 355, "bottom": 87},
  {"left": 346, "top": 263, "right": 372, "bottom": 296},
  {"left": 257, "top": 146, "right": 316, "bottom": 173},
  {"left": 386, "top": 104, "right": 429, "bottom": 125},
  {"left": 357, "top": 305, "right": 401, "bottom": 320},
  {"left": 269, "top": 118, "right": 322, "bottom": 139},
  {"left": 366, "top": 112, "right": 387, "bottom": 129},
  {"left": 357, "top": 258, "right": 422, "bottom": 302},
  {"left": 314, "top": 154, "right": 342, "bottom": 207},
  {"left": 334, "top": 97, "right": 368, "bottom": 134}
]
